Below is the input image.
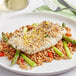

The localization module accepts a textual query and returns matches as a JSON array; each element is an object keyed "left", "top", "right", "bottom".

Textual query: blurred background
[{"left": 0, "top": 0, "right": 76, "bottom": 20}]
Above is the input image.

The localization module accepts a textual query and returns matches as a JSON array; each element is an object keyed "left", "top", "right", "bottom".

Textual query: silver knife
[{"left": 58, "top": 0, "right": 76, "bottom": 10}]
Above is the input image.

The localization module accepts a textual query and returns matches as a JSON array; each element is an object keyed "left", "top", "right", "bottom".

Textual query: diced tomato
[
  {"left": 68, "top": 43, "right": 71, "bottom": 47},
  {"left": 48, "top": 53, "right": 53, "bottom": 58},
  {"left": 26, "top": 25, "right": 31, "bottom": 27},
  {"left": 66, "top": 33, "right": 72, "bottom": 37},
  {"left": 0, "top": 52, "right": 4, "bottom": 57},
  {"left": 26, "top": 25, "right": 33, "bottom": 30},
  {"left": 65, "top": 27, "right": 69, "bottom": 31},
  {"left": 20, "top": 59, "right": 23, "bottom": 63},
  {"left": 68, "top": 29, "right": 71, "bottom": 32},
  {"left": 71, "top": 45, "right": 76, "bottom": 47},
  {"left": 59, "top": 41, "right": 63, "bottom": 44},
  {"left": 65, "top": 27, "right": 71, "bottom": 32}
]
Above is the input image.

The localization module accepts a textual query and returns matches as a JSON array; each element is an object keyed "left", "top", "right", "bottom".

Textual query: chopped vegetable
[
  {"left": 45, "top": 34, "right": 49, "bottom": 37},
  {"left": 43, "top": 25, "right": 45, "bottom": 27},
  {"left": 0, "top": 52, "right": 4, "bottom": 57},
  {"left": 32, "top": 23, "right": 38, "bottom": 26},
  {"left": 66, "top": 33, "right": 72, "bottom": 37},
  {"left": 68, "top": 43, "right": 71, "bottom": 47},
  {"left": 72, "top": 40, "right": 76, "bottom": 45},
  {"left": 11, "top": 50, "right": 20, "bottom": 65},
  {"left": 20, "top": 59, "right": 23, "bottom": 63},
  {"left": 15, "top": 36, "right": 17, "bottom": 38},
  {"left": 48, "top": 53, "right": 53, "bottom": 58},
  {"left": 21, "top": 53, "right": 37, "bottom": 67},
  {"left": 65, "top": 27, "right": 69, "bottom": 31},
  {"left": 62, "top": 23, "right": 65, "bottom": 28},
  {"left": 10, "top": 33, "right": 12, "bottom": 35},
  {"left": 2, "top": 32, "right": 8, "bottom": 42},
  {"left": 71, "top": 44, "right": 76, "bottom": 47},
  {"left": 46, "top": 21, "right": 49, "bottom": 25},
  {"left": 63, "top": 41, "right": 72, "bottom": 59},
  {"left": 63, "top": 35, "right": 76, "bottom": 45},
  {"left": 9, "top": 45, "right": 14, "bottom": 49},
  {"left": 23, "top": 27, "right": 28, "bottom": 33},
  {"left": 52, "top": 46, "right": 64, "bottom": 57}
]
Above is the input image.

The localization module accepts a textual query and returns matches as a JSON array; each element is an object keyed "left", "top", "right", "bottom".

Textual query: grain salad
[{"left": 0, "top": 21, "right": 76, "bottom": 70}]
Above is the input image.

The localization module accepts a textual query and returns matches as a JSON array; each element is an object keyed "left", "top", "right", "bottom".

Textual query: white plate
[{"left": 0, "top": 12, "right": 76, "bottom": 75}]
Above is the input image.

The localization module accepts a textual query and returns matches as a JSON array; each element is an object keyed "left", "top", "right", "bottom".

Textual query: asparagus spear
[
  {"left": 11, "top": 50, "right": 20, "bottom": 65},
  {"left": 2, "top": 32, "right": 21, "bottom": 65},
  {"left": 21, "top": 53, "right": 37, "bottom": 67},
  {"left": 63, "top": 41, "right": 72, "bottom": 59},
  {"left": 52, "top": 46, "right": 64, "bottom": 57},
  {"left": 2, "top": 32, "right": 20, "bottom": 65},
  {"left": 63, "top": 35, "right": 76, "bottom": 45},
  {"left": 62, "top": 23, "right": 65, "bottom": 28},
  {"left": 2, "top": 32, "right": 8, "bottom": 42}
]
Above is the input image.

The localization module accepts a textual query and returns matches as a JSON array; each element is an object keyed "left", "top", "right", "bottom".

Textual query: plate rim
[
  {"left": 0, "top": 12, "right": 76, "bottom": 75},
  {"left": 0, "top": 63, "right": 76, "bottom": 75},
  {"left": 2, "top": 12, "right": 76, "bottom": 22}
]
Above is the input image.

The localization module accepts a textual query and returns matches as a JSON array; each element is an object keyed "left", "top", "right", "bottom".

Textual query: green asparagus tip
[
  {"left": 63, "top": 35, "right": 76, "bottom": 45},
  {"left": 2, "top": 32, "right": 8, "bottom": 42},
  {"left": 62, "top": 23, "right": 66, "bottom": 28}
]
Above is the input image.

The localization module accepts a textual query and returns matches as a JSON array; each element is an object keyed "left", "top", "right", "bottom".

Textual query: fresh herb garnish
[
  {"left": 15, "top": 36, "right": 17, "bottom": 38},
  {"left": 62, "top": 23, "right": 65, "bottom": 28},
  {"left": 43, "top": 25, "right": 45, "bottom": 27},
  {"left": 10, "top": 33, "right": 12, "bottom": 35},
  {"left": 45, "top": 34, "right": 49, "bottom": 37}
]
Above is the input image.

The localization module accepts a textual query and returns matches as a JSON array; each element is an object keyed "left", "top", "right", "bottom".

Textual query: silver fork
[{"left": 43, "top": 0, "right": 76, "bottom": 12}]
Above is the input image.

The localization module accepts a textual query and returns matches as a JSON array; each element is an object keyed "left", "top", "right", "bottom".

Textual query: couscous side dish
[{"left": 0, "top": 21, "right": 76, "bottom": 70}]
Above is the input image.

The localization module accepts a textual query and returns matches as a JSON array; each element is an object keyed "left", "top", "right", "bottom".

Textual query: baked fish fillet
[{"left": 8, "top": 21, "right": 66, "bottom": 54}]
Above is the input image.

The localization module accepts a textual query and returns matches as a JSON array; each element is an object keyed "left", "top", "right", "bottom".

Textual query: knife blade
[
  {"left": 58, "top": 0, "right": 76, "bottom": 9},
  {"left": 58, "top": 0, "right": 76, "bottom": 15}
]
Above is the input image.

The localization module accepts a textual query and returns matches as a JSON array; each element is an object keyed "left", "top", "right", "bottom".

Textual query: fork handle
[{"left": 62, "top": 8, "right": 76, "bottom": 11}]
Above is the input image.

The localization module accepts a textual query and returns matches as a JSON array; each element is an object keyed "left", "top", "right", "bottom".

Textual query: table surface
[{"left": 0, "top": 0, "right": 76, "bottom": 76}]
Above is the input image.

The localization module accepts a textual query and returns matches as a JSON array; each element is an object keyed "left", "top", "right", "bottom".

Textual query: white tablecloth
[{"left": 0, "top": 0, "right": 76, "bottom": 76}]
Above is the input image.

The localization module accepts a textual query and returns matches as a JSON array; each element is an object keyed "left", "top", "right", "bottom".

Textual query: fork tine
[
  {"left": 48, "top": 0, "right": 57, "bottom": 7},
  {"left": 43, "top": 0, "right": 58, "bottom": 11},
  {"left": 44, "top": 0, "right": 55, "bottom": 8}
]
